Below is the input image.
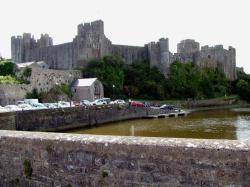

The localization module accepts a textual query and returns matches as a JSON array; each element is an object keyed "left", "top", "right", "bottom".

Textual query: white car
[
  {"left": 17, "top": 104, "right": 34, "bottom": 110},
  {"left": 92, "top": 98, "right": 111, "bottom": 105},
  {"left": 30, "top": 103, "right": 47, "bottom": 110},
  {"left": 0, "top": 106, "right": 9, "bottom": 113},
  {"left": 58, "top": 101, "right": 70, "bottom": 108},
  {"left": 16, "top": 100, "right": 25, "bottom": 105},
  {"left": 4, "top": 105, "right": 22, "bottom": 112},
  {"left": 110, "top": 99, "right": 126, "bottom": 105},
  {"left": 44, "top": 103, "right": 58, "bottom": 109},
  {"left": 80, "top": 100, "right": 92, "bottom": 106}
]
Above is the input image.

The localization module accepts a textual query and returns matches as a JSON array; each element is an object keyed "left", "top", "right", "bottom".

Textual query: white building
[{"left": 71, "top": 78, "right": 104, "bottom": 102}]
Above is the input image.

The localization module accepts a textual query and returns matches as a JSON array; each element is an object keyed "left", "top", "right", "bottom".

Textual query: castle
[{"left": 11, "top": 20, "right": 237, "bottom": 80}]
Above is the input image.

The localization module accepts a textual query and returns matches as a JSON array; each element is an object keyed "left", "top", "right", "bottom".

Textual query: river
[{"left": 68, "top": 108, "right": 250, "bottom": 140}]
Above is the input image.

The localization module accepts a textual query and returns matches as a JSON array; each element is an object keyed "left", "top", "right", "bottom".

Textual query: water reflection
[
  {"left": 67, "top": 108, "right": 250, "bottom": 140},
  {"left": 235, "top": 115, "right": 250, "bottom": 140}
]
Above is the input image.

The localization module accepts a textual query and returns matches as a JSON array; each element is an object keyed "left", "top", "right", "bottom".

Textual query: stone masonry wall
[
  {"left": 0, "top": 84, "right": 31, "bottom": 106},
  {"left": 112, "top": 45, "right": 148, "bottom": 64},
  {"left": 14, "top": 105, "right": 164, "bottom": 131},
  {"left": 0, "top": 68, "right": 81, "bottom": 106},
  {"left": 11, "top": 20, "right": 237, "bottom": 80},
  {"left": 28, "top": 67, "right": 81, "bottom": 93},
  {"left": 0, "top": 105, "right": 165, "bottom": 131},
  {"left": 0, "top": 130, "right": 249, "bottom": 187},
  {"left": 26, "top": 43, "right": 74, "bottom": 70}
]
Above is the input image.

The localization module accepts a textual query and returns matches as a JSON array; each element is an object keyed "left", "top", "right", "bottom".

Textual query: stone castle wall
[
  {"left": 11, "top": 20, "right": 237, "bottom": 80},
  {"left": 0, "top": 68, "right": 81, "bottom": 106},
  {"left": 25, "top": 43, "right": 74, "bottom": 70},
  {"left": 175, "top": 40, "right": 237, "bottom": 80},
  {"left": 112, "top": 45, "right": 148, "bottom": 64},
  {"left": 0, "top": 130, "right": 249, "bottom": 186},
  {"left": 196, "top": 45, "right": 237, "bottom": 80},
  {"left": 0, "top": 84, "right": 31, "bottom": 106},
  {"left": 28, "top": 67, "right": 81, "bottom": 93}
]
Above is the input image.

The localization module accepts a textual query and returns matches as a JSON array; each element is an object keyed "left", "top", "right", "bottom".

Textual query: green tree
[
  {"left": 167, "top": 62, "right": 229, "bottom": 99},
  {"left": 82, "top": 56, "right": 125, "bottom": 98},
  {"left": 0, "top": 60, "right": 15, "bottom": 76},
  {"left": 22, "top": 67, "right": 32, "bottom": 78},
  {"left": 26, "top": 88, "right": 44, "bottom": 102},
  {"left": 236, "top": 79, "right": 250, "bottom": 102}
]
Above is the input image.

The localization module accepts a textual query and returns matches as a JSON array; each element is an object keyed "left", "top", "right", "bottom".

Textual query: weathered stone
[
  {"left": 0, "top": 130, "right": 250, "bottom": 186},
  {"left": 11, "top": 20, "right": 237, "bottom": 80}
]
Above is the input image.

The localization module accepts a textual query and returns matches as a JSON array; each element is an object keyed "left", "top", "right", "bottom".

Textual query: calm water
[{"left": 68, "top": 108, "right": 250, "bottom": 140}]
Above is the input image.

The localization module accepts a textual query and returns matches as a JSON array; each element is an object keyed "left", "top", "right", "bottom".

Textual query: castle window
[{"left": 208, "top": 55, "right": 211, "bottom": 59}]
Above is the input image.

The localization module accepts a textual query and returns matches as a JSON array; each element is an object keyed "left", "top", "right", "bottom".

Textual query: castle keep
[{"left": 11, "top": 20, "right": 237, "bottom": 80}]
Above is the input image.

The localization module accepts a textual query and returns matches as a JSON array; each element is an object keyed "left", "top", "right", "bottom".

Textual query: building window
[
  {"left": 75, "top": 88, "right": 77, "bottom": 93},
  {"left": 208, "top": 55, "right": 211, "bottom": 59}
]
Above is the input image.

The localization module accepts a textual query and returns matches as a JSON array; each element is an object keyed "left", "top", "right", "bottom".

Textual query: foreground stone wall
[{"left": 0, "top": 130, "right": 249, "bottom": 187}]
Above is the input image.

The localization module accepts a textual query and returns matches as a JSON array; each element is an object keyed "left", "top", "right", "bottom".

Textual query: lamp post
[{"left": 112, "top": 84, "right": 115, "bottom": 99}]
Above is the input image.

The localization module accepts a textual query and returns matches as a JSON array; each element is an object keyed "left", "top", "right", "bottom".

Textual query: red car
[{"left": 130, "top": 101, "right": 145, "bottom": 107}]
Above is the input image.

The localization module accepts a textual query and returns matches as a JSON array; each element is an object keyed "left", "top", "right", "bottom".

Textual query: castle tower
[
  {"left": 73, "top": 20, "right": 111, "bottom": 68},
  {"left": 37, "top": 34, "right": 53, "bottom": 48},
  {"left": 11, "top": 33, "right": 53, "bottom": 63},
  {"left": 229, "top": 46, "right": 237, "bottom": 80},
  {"left": 147, "top": 38, "right": 170, "bottom": 77},
  {"left": 176, "top": 39, "right": 200, "bottom": 63},
  {"left": 11, "top": 36, "right": 23, "bottom": 63}
]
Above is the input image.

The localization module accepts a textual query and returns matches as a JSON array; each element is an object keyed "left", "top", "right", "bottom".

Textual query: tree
[
  {"left": 0, "top": 60, "right": 15, "bottom": 76},
  {"left": 236, "top": 79, "right": 250, "bottom": 102},
  {"left": 82, "top": 56, "right": 125, "bottom": 98}
]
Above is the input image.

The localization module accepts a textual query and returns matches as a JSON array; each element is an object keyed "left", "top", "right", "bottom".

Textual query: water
[{"left": 68, "top": 108, "right": 250, "bottom": 140}]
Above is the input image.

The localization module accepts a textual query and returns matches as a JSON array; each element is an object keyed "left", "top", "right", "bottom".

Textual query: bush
[
  {"left": 0, "top": 60, "right": 15, "bottom": 76},
  {"left": 26, "top": 88, "right": 44, "bottom": 102},
  {"left": 0, "top": 75, "right": 21, "bottom": 84},
  {"left": 236, "top": 79, "right": 250, "bottom": 102},
  {"left": 22, "top": 67, "right": 32, "bottom": 78}
]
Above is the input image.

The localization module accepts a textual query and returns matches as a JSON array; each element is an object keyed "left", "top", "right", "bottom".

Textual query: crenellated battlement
[
  {"left": 11, "top": 20, "right": 237, "bottom": 80},
  {"left": 11, "top": 33, "right": 53, "bottom": 63}
]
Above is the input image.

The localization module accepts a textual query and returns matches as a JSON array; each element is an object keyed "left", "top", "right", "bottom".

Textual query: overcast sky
[{"left": 0, "top": 0, "right": 249, "bottom": 73}]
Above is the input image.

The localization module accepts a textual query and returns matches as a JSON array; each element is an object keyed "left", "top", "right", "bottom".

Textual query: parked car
[
  {"left": 0, "top": 106, "right": 9, "bottom": 113},
  {"left": 160, "top": 104, "right": 180, "bottom": 112},
  {"left": 17, "top": 104, "right": 34, "bottom": 110},
  {"left": 30, "top": 103, "right": 47, "bottom": 110},
  {"left": 24, "top": 99, "right": 39, "bottom": 105},
  {"left": 110, "top": 99, "right": 126, "bottom": 105},
  {"left": 16, "top": 100, "right": 25, "bottom": 105},
  {"left": 44, "top": 103, "right": 56, "bottom": 109},
  {"left": 130, "top": 101, "right": 145, "bottom": 107},
  {"left": 58, "top": 101, "right": 70, "bottom": 108},
  {"left": 4, "top": 105, "right": 22, "bottom": 112},
  {"left": 92, "top": 98, "right": 111, "bottom": 105},
  {"left": 80, "top": 100, "right": 92, "bottom": 106}
]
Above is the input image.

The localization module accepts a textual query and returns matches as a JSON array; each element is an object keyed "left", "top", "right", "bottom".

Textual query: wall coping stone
[{"left": 0, "top": 130, "right": 249, "bottom": 151}]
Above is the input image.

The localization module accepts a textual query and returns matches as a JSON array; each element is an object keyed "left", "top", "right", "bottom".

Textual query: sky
[{"left": 0, "top": 0, "right": 250, "bottom": 73}]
